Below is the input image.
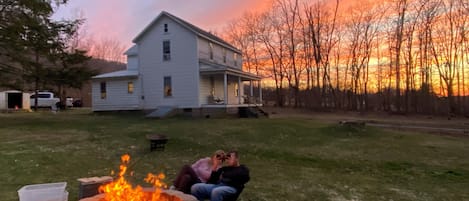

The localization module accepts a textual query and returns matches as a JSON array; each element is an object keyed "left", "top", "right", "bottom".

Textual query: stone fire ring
[{"left": 79, "top": 188, "right": 197, "bottom": 201}]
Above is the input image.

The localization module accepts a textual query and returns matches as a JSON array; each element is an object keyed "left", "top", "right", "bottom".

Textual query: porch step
[
  {"left": 145, "top": 106, "right": 176, "bottom": 118},
  {"left": 255, "top": 107, "right": 269, "bottom": 117},
  {"left": 238, "top": 106, "right": 269, "bottom": 118}
]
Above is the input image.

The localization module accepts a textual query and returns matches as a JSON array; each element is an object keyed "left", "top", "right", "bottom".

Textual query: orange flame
[{"left": 98, "top": 154, "right": 171, "bottom": 201}]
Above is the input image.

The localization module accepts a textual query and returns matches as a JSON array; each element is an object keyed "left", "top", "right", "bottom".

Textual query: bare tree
[
  {"left": 431, "top": 0, "right": 465, "bottom": 114},
  {"left": 218, "top": 0, "right": 469, "bottom": 116},
  {"left": 225, "top": 13, "right": 261, "bottom": 75},
  {"left": 88, "top": 37, "right": 126, "bottom": 63},
  {"left": 343, "top": 1, "right": 383, "bottom": 111},
  {"left": 402, "top": 0, "right": 424, "bottom": 113},
  {"left": 256, "top": 9, "right": 288, "bottom": 106},
  {"left": 393, "top": 0, "right": 408, "bottom": 113},
  {"left": 416, "top": 0, "right": 440, "bottom": 113}
]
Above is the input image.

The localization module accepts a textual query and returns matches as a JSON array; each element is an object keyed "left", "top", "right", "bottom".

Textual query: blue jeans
[{"left": 191, "top": 183, "right": 237, "bottom": 201}]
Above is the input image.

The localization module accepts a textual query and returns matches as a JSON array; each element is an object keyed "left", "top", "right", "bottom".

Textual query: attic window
[{"left": 164, "top": 24, "right": 168, "bottom": 33}]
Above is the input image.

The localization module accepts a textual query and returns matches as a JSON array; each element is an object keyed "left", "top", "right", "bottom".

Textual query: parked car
[
  {"left": 30, "top": 92, "right": 60, "bottom": 108},
  {"left": 30, "top": 92, "right": 73, "bottom": 108},
  {"left": 66, "top": 97, "right": 73, "bottom": 107},
  {"left": 72, "top": 99, "right": 83, "bottom": 107}
]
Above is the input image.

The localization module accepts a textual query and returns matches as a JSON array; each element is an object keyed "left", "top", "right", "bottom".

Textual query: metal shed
[{"left": 0, "top": 90, "right": 31, "bottom": 110}]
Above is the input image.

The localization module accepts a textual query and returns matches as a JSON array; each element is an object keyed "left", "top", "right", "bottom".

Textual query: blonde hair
[{"left": 213, "top": 150, "right": 225, "bottom": 157}]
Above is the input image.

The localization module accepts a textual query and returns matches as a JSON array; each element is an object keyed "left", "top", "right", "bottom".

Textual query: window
[
  {"left": 164, "top": 23, "right": 168, "bottom": 33},
  {"left": 234, "top": 53, "right": 238, "bottom": 66},
  {"left": 164, "top": 76, "right": 172, "bottom": 97},
  {"left": 128, "top": 82, "right": 134, "bottom": 94},
  {"left": 223, "top": 48, "right": 227, "bottom": 63},
  {"left": 209, "top": 42, "right": 214, "bottom": 60},
  {"left": 30, "top": 93, "right": 51, "bottom": 99},
  {"left": 100, "top": 82, "right": 106, "bottom": 99},
  {"left": 234, "top": 83, "right": 239, "bottom": 97},
  {"left": 163, "top": 40, "right": 171, "bottom": 61}
]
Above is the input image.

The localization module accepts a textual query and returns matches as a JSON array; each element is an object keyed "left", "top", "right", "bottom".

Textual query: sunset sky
[{"left": 52, "top": 0, "right": 273, "bottom": 49}]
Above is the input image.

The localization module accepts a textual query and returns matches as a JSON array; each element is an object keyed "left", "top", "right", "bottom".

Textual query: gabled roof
[
  {"left": 124, "top": 45, "right": 138, "bottom": 56},
  {"left": 132, "top": 11, "right": 242, "bottom": 54}
]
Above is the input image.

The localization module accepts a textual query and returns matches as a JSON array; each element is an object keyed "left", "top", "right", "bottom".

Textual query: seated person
[
  {"left": 191, "top": 150, "right": 250, "bottom": 201},
  {"left": 172, "top": 150, "right": 225, "bottom": 194}
]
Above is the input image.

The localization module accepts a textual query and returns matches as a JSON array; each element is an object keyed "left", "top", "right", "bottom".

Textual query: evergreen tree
[{"left": 1, "top": 0, "right": 96, "bottom": 110}]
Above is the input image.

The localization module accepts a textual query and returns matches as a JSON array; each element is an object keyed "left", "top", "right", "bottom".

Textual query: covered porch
[{"left": 199, "top": 62, "right": 262, "bottom": 108}]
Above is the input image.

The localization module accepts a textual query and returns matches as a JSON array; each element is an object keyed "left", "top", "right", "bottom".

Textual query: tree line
[
  {"left": 0, "top": 0, "right": 97, "bottom": 109},
  {"left": 224, "top": 0, "right": 469, "bottom": 116}
]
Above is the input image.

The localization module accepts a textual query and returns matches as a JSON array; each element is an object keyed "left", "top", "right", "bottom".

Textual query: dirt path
[{"left": 262, "top": 107, "right": 469, "bottom": 136}]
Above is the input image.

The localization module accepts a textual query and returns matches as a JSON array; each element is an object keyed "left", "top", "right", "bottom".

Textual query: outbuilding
[{"left": 0, "top": 90, "right": 31, "bottom": 110}]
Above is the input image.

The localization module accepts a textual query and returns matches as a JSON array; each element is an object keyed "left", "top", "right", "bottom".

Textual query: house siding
[
  {"left": 127, "top": 55, "right": 139, "bottom": 71},
  {"left": 138, "top": 15, "right": 199, "bottom": 109},
  {"left": 199, "top": 76, "right": 211, "bottom": 104},
  {"left": 91, "top": 78, "right": 141, "bottom": 111}
]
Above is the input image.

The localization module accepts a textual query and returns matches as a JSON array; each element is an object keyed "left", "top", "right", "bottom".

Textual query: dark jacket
[{"left": 207, "top": 165, "right": 250, "bottom": 191}]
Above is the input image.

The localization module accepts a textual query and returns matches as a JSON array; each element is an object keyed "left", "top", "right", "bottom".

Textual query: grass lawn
[{"left": 1, "top": 109, "right": 469, "bottom": 201}]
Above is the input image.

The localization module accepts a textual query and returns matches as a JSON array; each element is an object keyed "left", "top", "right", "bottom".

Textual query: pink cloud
[{"left": 53, "top": 0, "right": 274, "bottom": 49}]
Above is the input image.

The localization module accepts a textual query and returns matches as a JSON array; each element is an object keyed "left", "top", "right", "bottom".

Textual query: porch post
[
  {"left": 238, "top": 77, "right": 242, "bottom": 104},
  {"left": 250, "top": 80, "right": 253, "bottom": 97},
  {"left": 224, "top": 73, "right": 227, "bottom": 105},
  {"left": 258, "top": 81, "right": 262, "bottom": 105}
]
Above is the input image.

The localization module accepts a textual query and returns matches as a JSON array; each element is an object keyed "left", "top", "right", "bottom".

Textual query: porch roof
[
  {"left": 92, "top": 70, "right": 138, "bottom": 79},
  {"left": 199, "top": 60, "right": 261, "bottom": 81}
]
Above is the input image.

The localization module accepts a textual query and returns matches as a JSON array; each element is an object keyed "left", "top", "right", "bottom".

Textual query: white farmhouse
[{"left": 91, "top": 11, "right": 263, "bottom": 117}]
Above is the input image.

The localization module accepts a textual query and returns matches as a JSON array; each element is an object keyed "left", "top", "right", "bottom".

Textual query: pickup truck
[{"left": 30, "top": 92, "right": 73, "bottom": 108}]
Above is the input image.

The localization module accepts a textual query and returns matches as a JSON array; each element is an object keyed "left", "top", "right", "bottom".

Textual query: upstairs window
[
  {"left": 164, "top": 76, "right": 172, "bottom": 97},
  {"left": 128, "top": 82, "right": 134, "bottom": 94},
  {"left": 209, "top": 42, "right": 214, "bottom": 60},
  {"left": 163, "top": 40, "right": 171, "bottom": 61},
  {"left": 164, "top": 23, "right": 168, "bottom": 33},
  {"left": 223, "top": 48, "right": 227, "bottom": 63},
  {"left": 100, "top": 82, "right": 106, "bottom": 99},
  {"left": 234, "top": 53, "right": 238, "bottom": 66}
]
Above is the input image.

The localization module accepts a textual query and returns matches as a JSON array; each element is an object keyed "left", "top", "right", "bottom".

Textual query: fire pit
[
  {"left": 80, "top": 154, "right": 197, "bottom": 201},
  {"left": 79, "top": 189, "right": 197, "bottom": 201}
]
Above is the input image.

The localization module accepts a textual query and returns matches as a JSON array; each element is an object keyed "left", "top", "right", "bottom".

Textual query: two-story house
[{"left": 91, "top": 11, "right": 262, "bottom": 117}]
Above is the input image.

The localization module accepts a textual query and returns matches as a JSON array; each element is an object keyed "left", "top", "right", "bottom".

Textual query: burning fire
[{"left": 98, "top": 154, "right": 170, "bottom": 201}]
